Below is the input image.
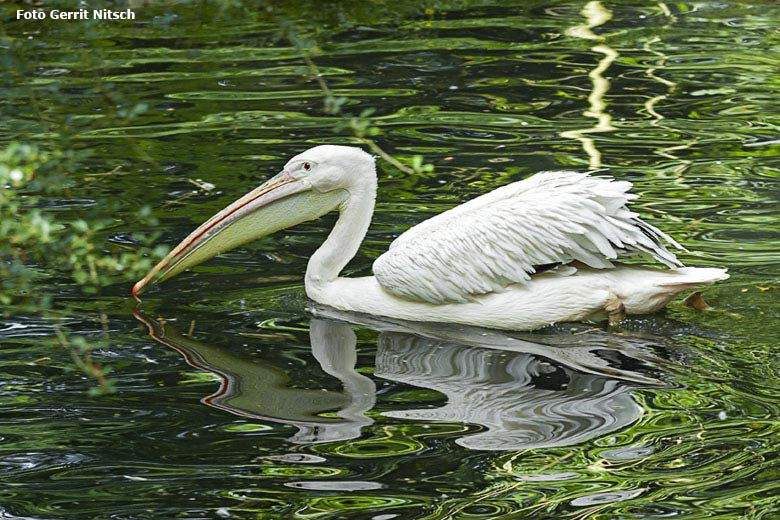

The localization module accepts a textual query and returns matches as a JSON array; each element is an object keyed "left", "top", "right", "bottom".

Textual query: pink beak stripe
[{"left": 132, "top": 172, "right": 296, "bottom": 300}]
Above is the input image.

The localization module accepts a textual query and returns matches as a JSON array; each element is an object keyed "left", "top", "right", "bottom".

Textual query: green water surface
[{"left": 2, "top": 1, "right": 780, "bottom": 518}]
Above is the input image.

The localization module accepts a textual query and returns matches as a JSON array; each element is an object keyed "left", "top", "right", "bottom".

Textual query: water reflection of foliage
[
  {"left": 0, "top": 143, "right": 168, "bottom": 392},
  {"left": 0, "top": 144, "right": 166, "bottom": 304},
  {"left": 1, "top": 1, "right": 780, "bottom": 517},
  {"left": 0, "top": 25, "right": 172, "bottom": 390}
]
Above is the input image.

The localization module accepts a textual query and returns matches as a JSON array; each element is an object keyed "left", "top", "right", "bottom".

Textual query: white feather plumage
[
  {"left": 137, "top": 145, "right": 728, "bottom": 331},
  {"left": 373, "top": 171, "right": 685, "bottom": 304}
]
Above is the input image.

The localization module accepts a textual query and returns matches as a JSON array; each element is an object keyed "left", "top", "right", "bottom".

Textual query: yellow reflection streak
[
  {"left": 643, "top": 4, "right": 696, "bottom": 174},
  {"left": 560, "top": 1, "right": 617, "bottom": 169}
]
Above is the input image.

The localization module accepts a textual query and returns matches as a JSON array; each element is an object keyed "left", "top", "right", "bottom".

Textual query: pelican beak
[{"left": 132, "top": 170, "right": 345, "bottom": 300}]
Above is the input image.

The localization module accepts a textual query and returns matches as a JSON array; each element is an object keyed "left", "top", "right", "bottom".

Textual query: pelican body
[{"left": 133, "top": 145, "right": 727, "bottom": 330}]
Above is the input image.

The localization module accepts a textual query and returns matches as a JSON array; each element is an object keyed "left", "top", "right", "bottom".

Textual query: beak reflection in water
[{"left": 135, "top": 308, "right": 674, "bottom": 450}]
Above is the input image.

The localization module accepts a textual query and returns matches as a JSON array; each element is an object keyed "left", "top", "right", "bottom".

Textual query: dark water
[{"left": 2, "top": 1, "right": 780, "bottom": 518}]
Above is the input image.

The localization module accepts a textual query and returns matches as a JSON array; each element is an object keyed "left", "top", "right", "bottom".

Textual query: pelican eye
[{"left": 303, "top": 162, "right": 312, "bottom": 172}]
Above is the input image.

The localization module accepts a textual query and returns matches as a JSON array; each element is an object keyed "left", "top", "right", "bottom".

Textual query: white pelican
[{"left": 133, "top": 145, "right": 728, "bottom": 330}]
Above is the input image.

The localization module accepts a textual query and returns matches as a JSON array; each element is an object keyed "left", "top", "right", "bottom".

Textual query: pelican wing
[{"left": 373, "top": 171, "right": 684, "bottom": 304}]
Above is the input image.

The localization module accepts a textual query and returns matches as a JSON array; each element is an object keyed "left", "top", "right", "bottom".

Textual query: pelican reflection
[{"left": 135, "top": 308, "right": 673, "bottom": 450}]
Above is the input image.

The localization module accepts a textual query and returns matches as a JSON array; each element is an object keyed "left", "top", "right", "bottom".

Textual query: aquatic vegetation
[
  {"left": 0, "top": 142, "right": 168, "bottom": 393},
  {"left": 0, "top": 143, "right": 167, "bottom": 308}
]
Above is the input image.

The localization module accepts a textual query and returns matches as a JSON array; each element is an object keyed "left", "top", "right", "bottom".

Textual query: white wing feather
[{"left": 373, "top": 171, "right": 685, "bottom": 304}]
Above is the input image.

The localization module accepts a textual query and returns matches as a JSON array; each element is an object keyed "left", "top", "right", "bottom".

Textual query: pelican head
[{"left": 132, "top": 145, "right": 376, "bottom": 299}]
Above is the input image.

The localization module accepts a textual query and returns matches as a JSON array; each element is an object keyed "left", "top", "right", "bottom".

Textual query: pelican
[{"left": 133, "top": 145, "right": 728, "bottom": 330}]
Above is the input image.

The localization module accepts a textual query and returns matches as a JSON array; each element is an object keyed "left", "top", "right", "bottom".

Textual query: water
[{"left": 2, "top": 1, "right": 780, "bottom": 518}]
